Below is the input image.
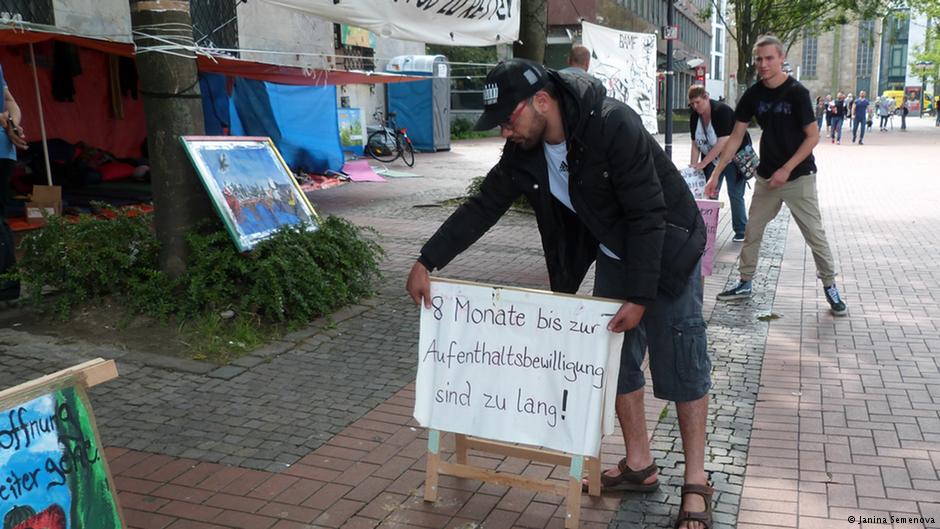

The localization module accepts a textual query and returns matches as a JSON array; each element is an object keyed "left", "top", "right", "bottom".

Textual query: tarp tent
[{"left": 0, "top": 26, "right": 424, "bottom": 178}]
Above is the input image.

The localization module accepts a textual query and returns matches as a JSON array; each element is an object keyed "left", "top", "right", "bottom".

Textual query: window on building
[
  {"left": 712, "top": 55, "right": 723, "bottom": 80},
  {"left": 191, "top": 0, "right": 240, "bottom": 55},
  {"left": 714, "top": 27, "right": 723, "bottom": 54},
  {"left": 0, "top": 0, "right": 54, "bottom": 25},
  {"left": 888, "top": 46, "right": 906, "bottom": 77},
  {"left": 801, "top": 29, "right": 818, "bottom": 79},
  {"left": 856, "top": 20, "right": 875, "bottom": 77}
]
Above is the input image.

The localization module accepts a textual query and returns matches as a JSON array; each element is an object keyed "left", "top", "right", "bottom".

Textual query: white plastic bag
[{"left": 680, "top": 166, "right": 706, "bottom": 199}]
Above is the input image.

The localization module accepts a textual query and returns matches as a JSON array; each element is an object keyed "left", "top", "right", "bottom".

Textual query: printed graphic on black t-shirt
[{"left": 735, "top": 77, "right": 816, "bottom": 181}]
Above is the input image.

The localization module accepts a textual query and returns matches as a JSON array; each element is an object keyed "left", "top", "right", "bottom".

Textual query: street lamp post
[
  {"left": 664, "top": 1, "right": 676, "bottom": 158},
  {"left": 915, "top": 60, "right": 934, "bottom": 115}
]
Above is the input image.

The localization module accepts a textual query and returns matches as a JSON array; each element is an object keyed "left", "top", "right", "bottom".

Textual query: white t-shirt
[
  {"left": 694, "top": 118, "right": 718, "bottom": 157},
  {"left": 543, "top": 142, "right": 621, "bottom": 260}
]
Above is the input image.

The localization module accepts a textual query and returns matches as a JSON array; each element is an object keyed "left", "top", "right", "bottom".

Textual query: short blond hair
[{"left": 754, "top": 35, "right": 784, "bottom": 56}]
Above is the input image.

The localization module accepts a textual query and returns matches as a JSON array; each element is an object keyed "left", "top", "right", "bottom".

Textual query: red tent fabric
[{"left": 0, "top": 26, "right": 422, "bottom": 159}]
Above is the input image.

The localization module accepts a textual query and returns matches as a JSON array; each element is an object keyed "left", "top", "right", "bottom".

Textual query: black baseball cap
[{"left": 473, "top": 59, "right": 548, "bottom": 131}]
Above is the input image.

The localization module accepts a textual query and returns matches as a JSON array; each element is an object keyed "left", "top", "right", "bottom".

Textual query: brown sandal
[
  {"left": 674, "top": 483, "right": 714, "bottom": 529},
  {"left": 583, "top": 457, "right": 659, "bottom": 492}
]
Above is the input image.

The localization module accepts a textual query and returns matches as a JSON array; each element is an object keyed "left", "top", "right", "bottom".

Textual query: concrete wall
[
  {"left": 52, "top": 0, "right": 131, "bottom": 40},
  {"left": 236, "top": 2, "right": 332, "bottom": 69}
]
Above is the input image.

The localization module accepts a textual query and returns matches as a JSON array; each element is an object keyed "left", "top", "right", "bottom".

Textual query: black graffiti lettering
[
  {"left": 416, "top": 0, "right": 440, "bottom": 9},
  {"left": 437, "top": 0, "right": 468, "bottom": 16},
  {"left": 457, "top": 0, "right": 486, "bottom": 18}
]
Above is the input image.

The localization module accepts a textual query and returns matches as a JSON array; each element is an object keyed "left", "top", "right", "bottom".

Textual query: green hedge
[{"left": 10, "top": 210, "right": 383, "bottom": 329}]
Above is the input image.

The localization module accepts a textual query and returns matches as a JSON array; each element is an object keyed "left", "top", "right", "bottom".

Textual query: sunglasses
[{"left": 500, "top": 100, "right": 529, "bottom": 131}]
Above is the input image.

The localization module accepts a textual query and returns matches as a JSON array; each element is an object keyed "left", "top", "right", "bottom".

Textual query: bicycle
[{"left": 365, "top": 110, "right": 415, "bottom": 167}]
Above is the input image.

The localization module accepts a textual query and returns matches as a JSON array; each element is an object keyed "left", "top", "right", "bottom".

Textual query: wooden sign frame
[
  {"left": 0, "top": 359, "right": 124, "bottom": 529},
  {"left": 424, "top": 431, "right": 601, "bottom": 528}
]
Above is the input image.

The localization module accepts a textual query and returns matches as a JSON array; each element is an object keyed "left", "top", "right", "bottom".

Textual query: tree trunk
[
  {"left": 129, "top": 0, "right": 211, "bottom": 277},
  {"left": 514, "top": 0, "right": 548, "bottom": 62}
]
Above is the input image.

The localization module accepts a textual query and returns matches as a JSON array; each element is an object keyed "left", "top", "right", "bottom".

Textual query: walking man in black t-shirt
[{"left": 706, "top": 35, "right": 847, "bottom": 316}]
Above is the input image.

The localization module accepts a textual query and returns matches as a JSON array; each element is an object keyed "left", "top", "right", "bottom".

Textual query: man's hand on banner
[
  {"left": 406, "top": 260, "right": 433, "bottom": 308},
  {"left": 608, "top": 301, "right": 646, "bottom": 332}
]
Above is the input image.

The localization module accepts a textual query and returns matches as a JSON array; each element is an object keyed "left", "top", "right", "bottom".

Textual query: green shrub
[
  {"left": 11, "top": 212, "right": 383, "bottom": 343},
  {"left": 13, "top": 210, "right": 160, "bottom": 317},
  {"left": 451, "top": 118, "right": 496, "bottom": 140}
]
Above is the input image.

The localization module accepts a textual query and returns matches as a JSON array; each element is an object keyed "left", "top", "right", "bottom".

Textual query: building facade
[{"left": 785, "top": 20, "right": 882, "bottom": 102}]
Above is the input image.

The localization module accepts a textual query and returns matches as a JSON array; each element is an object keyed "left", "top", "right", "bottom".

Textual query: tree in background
[
  {"left": 705, "top": 0, "right": 890, "bottom": 87},
  {"left": 514, "top": 0, "right": 549, "bottom": 62}
]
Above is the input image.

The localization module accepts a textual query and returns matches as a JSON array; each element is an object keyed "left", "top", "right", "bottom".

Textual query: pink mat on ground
[{"left": 342, "top": 160, "right": 386, "bottom": 182}]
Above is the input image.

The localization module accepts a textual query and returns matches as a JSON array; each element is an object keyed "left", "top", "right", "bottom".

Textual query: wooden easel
[{"left": 424, "top": 430, "right": 602, "bottom": 529}]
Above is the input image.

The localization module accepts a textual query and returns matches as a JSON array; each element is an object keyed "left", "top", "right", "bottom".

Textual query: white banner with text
[
  {"left": 582, "top": 22, "right": 658, "bottom": 134},
  {"left": 414, "top": 279, "right": 625, "bottom": 457},
  {"left": 262, "top": 0, "right": 519, "bottom": 46}
]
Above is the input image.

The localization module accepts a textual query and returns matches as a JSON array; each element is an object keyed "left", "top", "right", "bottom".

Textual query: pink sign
[{"left": 696, "top": 199, "right": 722, "bottom": 276}]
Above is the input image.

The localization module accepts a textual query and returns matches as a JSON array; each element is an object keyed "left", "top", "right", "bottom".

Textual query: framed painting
[{"left": 179, "top": 136, "right": 321, "bottom": 252}]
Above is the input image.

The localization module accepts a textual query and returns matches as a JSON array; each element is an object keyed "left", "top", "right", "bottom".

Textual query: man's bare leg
[
  {"left": 602, "top": 387, "right": 657, "bottom": 485},
  {"left": 676, "top": 394, "right": 709, "bottom": 529}
]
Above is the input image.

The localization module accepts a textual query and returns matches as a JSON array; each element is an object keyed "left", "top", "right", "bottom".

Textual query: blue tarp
[
  {"left": 229, "top": 78, "right": 344, "bottom": 174},
  {"left": 387, "top": 79, "right": 434, "bottom": 152},
  {"left": 199, "top": 73, "right": 230, "bottom": 135}
]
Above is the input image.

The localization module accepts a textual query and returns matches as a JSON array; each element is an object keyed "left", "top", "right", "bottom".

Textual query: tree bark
[
  {"left": 129, "top": 0, "right": 211, "bottom": 277},
  {"left": 514, "top": 0, "right": 548, "bottom": 62}
]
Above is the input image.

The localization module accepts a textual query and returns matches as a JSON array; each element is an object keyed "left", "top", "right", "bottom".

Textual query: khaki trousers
[{"left": 739, "top": 173, "right": 837, "bottom": 285}]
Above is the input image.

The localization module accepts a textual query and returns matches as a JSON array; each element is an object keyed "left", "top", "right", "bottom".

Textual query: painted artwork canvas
[
  {"left": 1, "top": 387, "right": 123, "bottom": 529},
  {"left": 180, "top": 137, "right": 320, "bottom": 252}
]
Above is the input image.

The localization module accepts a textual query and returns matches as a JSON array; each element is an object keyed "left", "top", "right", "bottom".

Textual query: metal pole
[
  {"left": 665, "top": 0, "right": 675, "bottom": 158},
  {"left": 28, "top": 43, "right": 52, "bottom": 186}
]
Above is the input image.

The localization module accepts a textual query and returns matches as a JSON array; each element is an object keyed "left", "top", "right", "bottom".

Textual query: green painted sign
[{"left": 1, "top": 385, "right": 123, "bottom": 529}]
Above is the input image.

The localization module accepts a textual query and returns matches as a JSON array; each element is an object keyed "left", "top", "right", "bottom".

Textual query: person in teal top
[{"left": 1, "top": 64, "right": 26, "bottom": 302}]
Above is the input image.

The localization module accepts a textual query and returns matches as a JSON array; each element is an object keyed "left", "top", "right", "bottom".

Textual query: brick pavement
[{"left": 2, "top": 119, "right": 939, "bottom": 528}]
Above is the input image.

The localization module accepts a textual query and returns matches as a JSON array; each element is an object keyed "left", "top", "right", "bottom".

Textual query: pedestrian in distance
[
  {"left": 935, "top": 95, "right": 940, "bottom": 127},
  {"left": 830, "top": 92, "right": 847, "bottom": 144},
  {"left": 707, "top": 35, "right": 847, "bottom": 317},
  {"left": 901, "top": 98, "right": 909, "bottom": 130},
  {"left": 689, "top": 85, "right": 750, "bottom": 241},
  {"left": 877, "top": 95, "right": 892, "bottom": 131},
  {"left": 561, "top": 45, "right": 591, "bottom": 74},
  {"left": 851, "top": 90, "right": 870, "bottom": 145},
  {"left": 814, "top": 96, "right": 826, "bottom": 132},
  {"left": 824, "top": 94, "right": 833, "bottom": 133},
  {"left": 406, "top": 58, "right": 715, "bottom": 529}
]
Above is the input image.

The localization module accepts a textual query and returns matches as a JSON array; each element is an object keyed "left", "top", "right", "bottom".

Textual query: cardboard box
[{"left": 26, "top": 185, "right": 62, "bottom": 225}]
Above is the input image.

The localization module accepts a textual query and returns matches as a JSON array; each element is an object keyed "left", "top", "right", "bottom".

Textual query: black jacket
[{"left": 420, "top": 70, "right": 704, "bottom": 304}]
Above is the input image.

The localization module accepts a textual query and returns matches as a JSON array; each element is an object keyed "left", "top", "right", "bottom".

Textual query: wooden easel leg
[
  {"left": 586, "top": 456, "right": 601, "bottom": 496},
  {"left": 565, "top": 455, "right": 583, "bottom": 529},
  {"left": 455, "top": 433, "right": 468, "bottom": 464},
  {"left": 424, "top": 429, "right": 440, "bottom": 502}
]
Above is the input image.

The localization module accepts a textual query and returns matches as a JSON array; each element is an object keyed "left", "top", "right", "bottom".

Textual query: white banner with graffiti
[
  {"left": 582, "top": 22, "right": 658, "bottom": 134},
  {"left": 261, "top": 0, "right": 519, "bottom": 46}
]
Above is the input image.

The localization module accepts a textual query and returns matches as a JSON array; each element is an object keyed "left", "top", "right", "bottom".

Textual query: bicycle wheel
[
  {"left": 366, "top": 130, "right": 399, "bottom": 163},
  {"left": 400, "top": 138, "right": 416, "bottom": 167}
]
